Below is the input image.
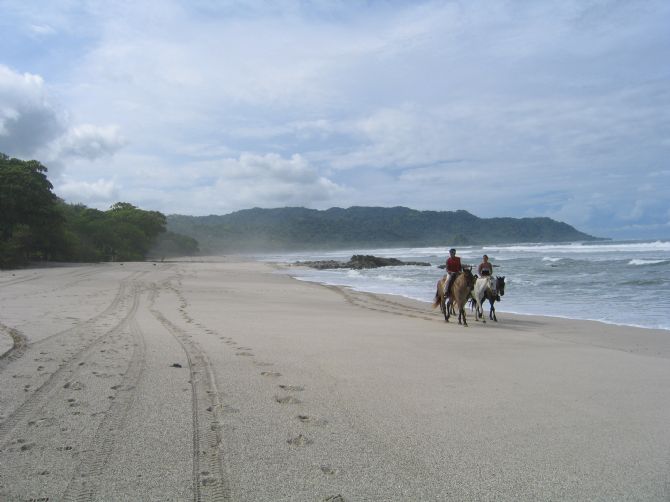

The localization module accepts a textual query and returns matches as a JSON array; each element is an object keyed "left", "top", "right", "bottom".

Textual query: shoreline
[
  {"left": 1, "top": 259, "right": 669, "bottom": 500},
  {"left": 280, "top": 262, "right": 670, "bottom": 334},
  {"left": 2, "top": 259, "right": 669, "bottom": 359}
]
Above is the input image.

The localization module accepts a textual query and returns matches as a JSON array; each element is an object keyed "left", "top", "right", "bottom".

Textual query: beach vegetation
[
  {"left": 0, "top": 154, "right": 65, "bottom": 267},
  {"left": 0, "top": 153, "right": 189, "bottom": 268}
]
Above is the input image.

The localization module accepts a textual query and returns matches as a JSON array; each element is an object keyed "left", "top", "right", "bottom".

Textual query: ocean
[{"left": 259, "top": 240, "right": 670, "bottom": 331}]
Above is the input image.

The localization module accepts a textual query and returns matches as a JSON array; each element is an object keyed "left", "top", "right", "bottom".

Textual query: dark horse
[
  {"left": 471, "top": 275, "right": 505, "bottom": 322},
  {"left": 433, "top": 267, "right": 476, "bottom": 326}
]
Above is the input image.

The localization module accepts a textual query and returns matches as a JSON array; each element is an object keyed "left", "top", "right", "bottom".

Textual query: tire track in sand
[
  {"left": 61, "top": 310, "right": 146, "bottom": 501},
  {"left": 0, "top": 276, "right": 143, "bottom": 448},
  {"left": 149, "top": 285, "right": 231, "bottom": 502},
  {"left": 0, "top": 322, "right": 29, "bottom": 366},
  {"left": 326, "top": 285, "right": 438, "bottom": 322}
]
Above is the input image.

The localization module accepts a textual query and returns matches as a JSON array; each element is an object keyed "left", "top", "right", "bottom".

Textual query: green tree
[
  {"left": 0, "top": 154, "right": 63, "bottom": 266},
  {"left": 107, "top": 202, "right": 167, "bottom": 260}
]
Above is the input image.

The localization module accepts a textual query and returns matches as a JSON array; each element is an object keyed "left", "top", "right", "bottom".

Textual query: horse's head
[
  {"left": 496, "top": 276, "right": 505, "bottom": 296},
  {"left": 462, "top": 266, "right": 476, "bottom": 287}
]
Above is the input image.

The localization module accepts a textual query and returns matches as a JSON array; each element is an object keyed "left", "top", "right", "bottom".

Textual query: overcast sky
[{"left": 1, "top": 1, "right": 669, "bottom": 239}]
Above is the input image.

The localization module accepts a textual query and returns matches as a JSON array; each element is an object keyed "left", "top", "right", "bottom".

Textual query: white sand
[{"left": 0, "top": 259, "right": 668, "bottom": 501}]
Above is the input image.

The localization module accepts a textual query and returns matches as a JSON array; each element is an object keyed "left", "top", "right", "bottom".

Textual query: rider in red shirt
[{"left": 445, "top": 248, "right": 462, "bottom": 299}]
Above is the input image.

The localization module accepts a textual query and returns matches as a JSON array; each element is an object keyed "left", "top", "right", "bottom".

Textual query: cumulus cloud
[
  {"left": 0, "top": 64, "right": 65, "bottom": 157},
  {"left": 58, "top": 124, "right": 126, "bottom": 160},
  {"left": 0, "top": 65, "right": 126, "bottom": 167}
]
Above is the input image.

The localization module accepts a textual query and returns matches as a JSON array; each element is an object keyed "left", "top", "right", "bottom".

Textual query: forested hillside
[{"left": 168, "top": 206, "right": 600, "bottom": 253}]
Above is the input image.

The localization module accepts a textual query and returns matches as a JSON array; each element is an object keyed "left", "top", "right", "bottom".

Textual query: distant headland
[{"left": 167, "top": 206, "right": 603, "bottom": 253}]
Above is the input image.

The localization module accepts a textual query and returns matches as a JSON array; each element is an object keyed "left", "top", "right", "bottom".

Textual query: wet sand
[{"left": 1, "top": 259, "right": 669, "bottom": 501}]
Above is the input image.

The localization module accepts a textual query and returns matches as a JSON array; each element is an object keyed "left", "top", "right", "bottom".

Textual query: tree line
[
  {"left": 0, "top": 153, "right": 197, "bottom": 269},
  {"left": 168, "top": 206, "right": 600, "bottom": 253}
]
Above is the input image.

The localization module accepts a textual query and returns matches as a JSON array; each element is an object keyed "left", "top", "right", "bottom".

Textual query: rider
[
  {"left": 444, "top": 248, "right": 462, "bottom": 300},
  {"left": 478, "top": 254, "right": 494, "bottom": 276}
]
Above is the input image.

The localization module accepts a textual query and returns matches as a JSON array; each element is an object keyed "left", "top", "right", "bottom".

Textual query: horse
[
  {"left": 471, "top": 275, "right": 494, "bottom": 323},
  {"left": 470, "top": 275, "right": 505, "bottom": 322},
  {"left": 433, "top": 267, "right": 476, "bottom": 326}
]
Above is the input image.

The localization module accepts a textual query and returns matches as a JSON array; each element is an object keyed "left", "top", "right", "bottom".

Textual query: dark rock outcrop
[{"left": 295, "top": 254, "right": 431, "bottom": 270}]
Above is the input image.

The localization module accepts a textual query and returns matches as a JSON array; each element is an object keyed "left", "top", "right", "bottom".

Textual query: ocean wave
[
  {"left": 628, "top": 259, "right": 668, "bottom": 266},
  {"left": 542, "top": 257, "right": 562, "bottom": 262},
  {"left": 484, "top": 240, "right": 670, "bottom": 254},
  {"left": 375, "top": 274, "right": 413, "bottom": 283}
]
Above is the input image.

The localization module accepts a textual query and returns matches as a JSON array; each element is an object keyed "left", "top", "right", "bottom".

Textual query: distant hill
[{"left": 166, "top": 206, "right": 601, "bottom": 253}]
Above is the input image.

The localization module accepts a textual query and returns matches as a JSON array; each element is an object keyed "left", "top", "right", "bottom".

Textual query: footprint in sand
[
  {"left": 287, "top": 434, "right": 312, "bottom": 446},
  {"left": 275, "top": 395, "right": 301, "bottom": 404},
  {"left": 28, "top": 417, "right": 55, "bottom": 428},
  {"left": 320, "top": 465, "right": 339, "bottom": 475},
  {"left": 63, "top": 380, "right": 85, "bottom": 390},
  {"left": 297, "top": 415, "right": 328, "bottom": 426},
  {"left": 236, "top": 351, "right": 254, "bottom": 357},
  {"left": 261, "top": 371, "right": 281, "bottom": 377},
  {"left": 279, "top": 384, "right": 304, "bottom": 391}
]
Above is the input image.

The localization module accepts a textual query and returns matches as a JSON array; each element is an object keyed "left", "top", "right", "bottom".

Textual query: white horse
[
  {"left": 472, "top": 275, "right": 495, "bottom": 323},
  {"left": 470, "top": 275, "right": 505, "bottom": 322}
]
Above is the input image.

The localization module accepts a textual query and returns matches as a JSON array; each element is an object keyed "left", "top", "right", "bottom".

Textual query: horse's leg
[
  {"left": 460, "top": 306, "right": 468, "bottom": 326},
  {"left": 489, "top": 298, "right": 497, "bottom": 322},
  {"left": 441, "top": 296, "right": 449, "bottom": 322}
]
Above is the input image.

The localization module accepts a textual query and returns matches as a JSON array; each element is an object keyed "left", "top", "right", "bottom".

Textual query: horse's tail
[{"left": 432, "top": 279, "right": 442, "bottom": 309}]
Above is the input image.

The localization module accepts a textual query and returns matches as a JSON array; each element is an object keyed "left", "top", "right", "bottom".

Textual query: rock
[{"left": 295, "top": 254, "right": 431, "bottom": 270}]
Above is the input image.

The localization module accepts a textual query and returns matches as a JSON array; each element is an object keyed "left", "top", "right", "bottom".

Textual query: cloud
[
  {"left": 58, "top": 124, "right": 126, "bottom": 160},
  {"left": 209, "top": 152, "right": 344, "bottom": 209},
  {"left": 0, "top": 64, "right": 65, "bottom": 157},
  {"left": 55, "top": 178, "right": 119, "bottom": 205},
  {"left": 0, "top": 65, "right": 126, "bottom": 168},
  {"left": 29, "top": 24, "right": 56, "bottom": 36},
  {"left": 1, "top": 1, "right": 668, "bottom": 239}
]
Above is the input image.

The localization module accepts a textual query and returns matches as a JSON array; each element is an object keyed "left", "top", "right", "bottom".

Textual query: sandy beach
[{"left": 0, "top": 259, "right": 668, "bottom": 501}]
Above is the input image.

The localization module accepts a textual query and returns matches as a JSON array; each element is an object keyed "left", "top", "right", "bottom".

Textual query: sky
[{"left": 1, "top": 0, "right": 669, "bottom": 240}]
